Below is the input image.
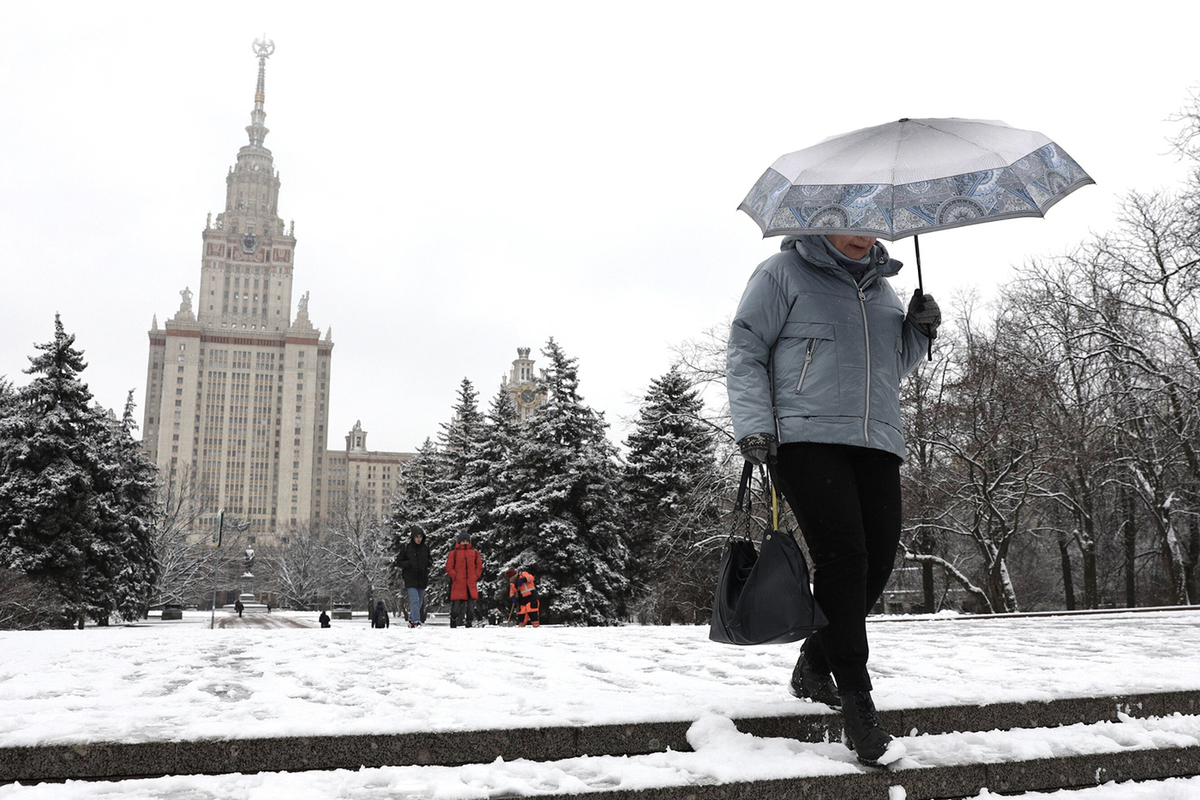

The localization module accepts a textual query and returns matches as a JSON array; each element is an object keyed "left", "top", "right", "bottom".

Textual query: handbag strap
[
  {"left": 730, "top": 462, "right": 756, "bottom": 541},
  {"left": 735, "top": 461, "right": 754, "bottom": 512},
  {"left": 734, "top": 459, "right": 792, "bottom": 539}
]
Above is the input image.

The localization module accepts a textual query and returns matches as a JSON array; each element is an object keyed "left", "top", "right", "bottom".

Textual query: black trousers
[
  {"left": 450, "top": 598, "right": 476, "bottom": 628},
  {"left": 775, "top": 442, "right": 902, "bottom": 692}
]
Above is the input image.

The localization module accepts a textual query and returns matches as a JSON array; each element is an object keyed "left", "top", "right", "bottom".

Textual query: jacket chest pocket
[{"left": 778, "top": 321, "right": 837, "bottom": 400}]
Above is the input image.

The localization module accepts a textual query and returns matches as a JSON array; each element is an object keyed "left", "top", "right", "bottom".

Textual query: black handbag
[{"left": 709, "top": 461, "right": 827, "bottom": 646}]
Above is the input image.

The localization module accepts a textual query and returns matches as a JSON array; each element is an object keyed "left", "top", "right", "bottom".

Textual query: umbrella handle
[{"left": 914, "top": 234, "right": 932, "bottom": 361}]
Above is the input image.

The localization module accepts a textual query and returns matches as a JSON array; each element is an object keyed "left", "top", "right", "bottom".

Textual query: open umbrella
[{"left": 739, "top": 117, "right": 1094, "bottom": 295}]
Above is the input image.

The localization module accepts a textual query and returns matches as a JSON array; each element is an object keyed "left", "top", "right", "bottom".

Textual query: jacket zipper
[
  {"left": 796, "top": 340, "right": 815, "bottom": 394},
  {"left": 857, "top": 286, "right": 871, "bottom": 442}
]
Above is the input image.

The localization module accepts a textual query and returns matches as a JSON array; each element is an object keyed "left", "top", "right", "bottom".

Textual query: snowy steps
[{"left": 3, "top": 689, "right": 1200, "bottom": 798}]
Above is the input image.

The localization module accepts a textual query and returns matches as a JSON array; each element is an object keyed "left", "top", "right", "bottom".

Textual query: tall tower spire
[{"left": 247, "top": 36, "right": 274, "bottom": 147}]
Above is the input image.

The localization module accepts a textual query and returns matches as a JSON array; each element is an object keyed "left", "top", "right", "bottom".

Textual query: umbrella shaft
[{"left": 914, "top": 234, "right": 924, "bottom": 295}]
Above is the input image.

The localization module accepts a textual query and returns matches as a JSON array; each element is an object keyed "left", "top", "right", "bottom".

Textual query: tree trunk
[
  {"left": 1081, "top": 539, "right": 1098, "bottom": 609},
  {"left": 1059, "top": 532, "right": 1076, "bottom": 611},
  {"left": 1123, "top": 488, "right": 1137, "bottom": 608},
  {"left": 1186, "top": 515, "right": 1200, "bottom": 606},
  {"left": 988, "top": 553, "right": 1020, "bottom": 614},
  {"left": 922, "top": 560, "right": 935, "bottom": 614},
  {"left": 1163, "top": 520, "right": 1190, "bottom": 605}
]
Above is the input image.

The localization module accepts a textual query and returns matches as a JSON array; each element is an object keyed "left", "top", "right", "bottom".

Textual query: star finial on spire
[{"left": 247, "top": 37, "right": 275, "bottom": 147}]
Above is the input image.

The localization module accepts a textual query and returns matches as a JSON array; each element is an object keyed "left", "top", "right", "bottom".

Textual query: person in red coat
[{"left": 445, "top": 531, "right": 483, "bottom": 628}]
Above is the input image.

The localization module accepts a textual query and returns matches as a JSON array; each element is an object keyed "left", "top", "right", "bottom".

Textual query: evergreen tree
[
  {"left": 455, "top": 383, "right": 520, "bottom": 609},
  {"left": 622, "top": 365, "right": 724, "bottom": 623},
  {"left": 434, "top": 379, "right": 486, "bottom": 545},
  {"left": 491, "top": 338, "right": 628, "bottom": 625},
  {"left": 0, "top": 316, "right": 102, "bottom": 617},
  {"left": 391, "top": 438, "right": 445, "bottom": 535},
  {"left": 390, "top": 438, "right": 447, "bottom": 595},
  {"left": 97, "top": 393, "right": 160, "bottom": 622},
  {"left": 0, "top": 316, "right": 159, "bottom": 626}
]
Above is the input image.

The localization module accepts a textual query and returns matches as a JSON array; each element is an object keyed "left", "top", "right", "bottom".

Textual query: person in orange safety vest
[{"left": 506, "top": 568, "right": 540, "bottom": 627}]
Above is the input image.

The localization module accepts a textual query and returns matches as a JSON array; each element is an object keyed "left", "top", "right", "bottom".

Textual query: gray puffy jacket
[{"left": 727, "top": 236, "right": 928, "bottom": 461}]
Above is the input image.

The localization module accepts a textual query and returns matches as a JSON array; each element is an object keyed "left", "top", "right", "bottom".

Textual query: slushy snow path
[{"left": 2, "top": 610, "right": 1200, "bottom": 748}]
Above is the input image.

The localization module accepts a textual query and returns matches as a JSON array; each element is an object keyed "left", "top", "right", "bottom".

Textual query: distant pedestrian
[
  {"left": 506, "top": 568, "right": 540, "bottom": 628},
  {"left": 372, "top": 600, "right": 390, "bottom": 629},
  {"left": 319, "top": 610, "right": 331, "bottom": 628},
  {"left": 234, "top": 599, "right": 244, "bottom": 618},
  {"left": 446, "top": 532, "right": 483, "bottom": 628},
  {"left": 396, "top": 526, "right": 432, "bottom": 628}
]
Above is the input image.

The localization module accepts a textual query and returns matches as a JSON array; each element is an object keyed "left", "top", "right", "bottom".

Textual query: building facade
[
  {"left": 142, "top": 40, "right": 334, "bottom": 539},
  {"left": 339, "top": 421, "right": 414, "bottom": 521}
]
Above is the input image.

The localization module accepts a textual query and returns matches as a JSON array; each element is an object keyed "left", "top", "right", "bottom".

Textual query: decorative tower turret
[
  {"left": 504, "top": 347, "right": 546, "bottom": 419},
  {"left": 197, "top": 36, "right": 297, "bottom": 333}
]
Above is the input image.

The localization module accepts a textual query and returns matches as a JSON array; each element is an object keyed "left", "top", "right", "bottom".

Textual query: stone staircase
[{"left": 4, "top": 690, "right": 1200, "bottom": 797}]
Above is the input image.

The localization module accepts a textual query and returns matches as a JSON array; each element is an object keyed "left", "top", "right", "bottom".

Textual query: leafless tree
[
  {"left": 267, "top": 520, "right": 335, "bottom": 610},
  {"left": 917, "top": 299, "right": 1054, "bottom": 613},
  {"left": 1059, "top": 198, "right": 1200, "bottom": 604},
  {"left": 324, "top": 485, "right": 395, "bottom": 611},
  {"left": 1003, "top": 258, "right": 1127, "bottom": 609},
  {"left": 150, "top": 466, "right": 217, "bottom": 606},
  {"left": 0, "top": 569, "right": 67, "bottom": 629}
]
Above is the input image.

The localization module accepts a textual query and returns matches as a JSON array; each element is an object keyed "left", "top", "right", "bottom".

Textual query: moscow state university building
[{"left": 141, "top": 42, "right": 335, "bottom": 540}]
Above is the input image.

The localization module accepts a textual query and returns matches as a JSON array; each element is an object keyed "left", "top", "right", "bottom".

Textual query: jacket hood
[{"left": 781, "top": 235, "right": 902, "bottom": 279}]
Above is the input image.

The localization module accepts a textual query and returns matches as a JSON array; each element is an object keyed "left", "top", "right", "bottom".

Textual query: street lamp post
[{"left": 209, "top": 510, "right": 251, "bottom": 630}]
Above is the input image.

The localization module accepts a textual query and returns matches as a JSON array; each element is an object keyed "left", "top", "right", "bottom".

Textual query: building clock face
[
  {"left": 517, "top": 385, "right": 538, "bottom": 408},
  {"left": 241, "top": 233, "right": 259, "bottom": 254}
]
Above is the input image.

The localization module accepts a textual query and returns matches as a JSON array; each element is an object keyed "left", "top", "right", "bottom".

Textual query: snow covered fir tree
[
  {"left": 390, "top": 340, "right": 641, "bottom": 625},
  {"left": 487, "top": 340, "right": 628, "bottom": 625},
  {"left": 621, "top": 365, "right": 727, "bottom": 624},
  {"left": 0, "top": 316, "right": 160, "bottom": 628}
]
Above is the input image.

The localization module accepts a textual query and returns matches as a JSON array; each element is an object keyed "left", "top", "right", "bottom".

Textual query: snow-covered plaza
[{"left": 2, "top": 609, "right": 1200, "bottom": 798}]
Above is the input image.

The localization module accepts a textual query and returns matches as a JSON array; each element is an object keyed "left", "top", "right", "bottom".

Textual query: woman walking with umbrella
[
  {"left": 728, "top": 232, "right": 938, "bottom": 766},
  {"left": 729, "top": 118, "right": 1092, "bottom": 767}
]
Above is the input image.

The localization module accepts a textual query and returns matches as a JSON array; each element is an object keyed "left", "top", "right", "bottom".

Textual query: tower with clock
[
  {"left": 141, "top": 39, "right": 335, "bottom": 543},
  {"left": 504, "top": 347, "right": 548, "bottom": 420}
]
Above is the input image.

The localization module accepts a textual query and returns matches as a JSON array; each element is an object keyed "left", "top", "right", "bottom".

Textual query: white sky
[{"left": 2, "top": 2, "right": 1197, "bottom": 453}]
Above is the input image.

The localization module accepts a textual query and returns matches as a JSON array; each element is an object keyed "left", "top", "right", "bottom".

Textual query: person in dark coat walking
[
  {"left": 445, "top": 531, "right": 483, "bottom": 628},
  {"left": 396, "top": 526, "right": 432, "bottom": 627},
  {"left": 371, "top": 600, "right": 390, "bottom": 629},
  {"left": 234, "top": 599, "right": 244, "bottom": 618}
]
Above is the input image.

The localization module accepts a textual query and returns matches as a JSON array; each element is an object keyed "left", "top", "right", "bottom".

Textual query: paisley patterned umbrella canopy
[{"left": 739, "top": 118, "right": 1093, "bottom": 241}]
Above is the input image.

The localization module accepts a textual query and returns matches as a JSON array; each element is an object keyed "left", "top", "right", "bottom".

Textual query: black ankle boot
[
  {"left": 788, "top": 652, "right": 841, "bottom": 708},
  {"left": 839, "top": 690, "right": 904, "bottom": 767}
]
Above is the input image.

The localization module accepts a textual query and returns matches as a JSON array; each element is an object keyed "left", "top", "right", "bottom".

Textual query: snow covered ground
[
  {"left": 3, "top": 608, "right": 1199, "bottom": 748},
  {"left": 2, "top": 609, "right": 1200, "bottom": 798}
]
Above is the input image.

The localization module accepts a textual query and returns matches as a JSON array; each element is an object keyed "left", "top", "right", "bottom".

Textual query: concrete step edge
[
  {"left": 471, "top": 745, "right": 1200, "bottom": 800},
  {"left": 3, "top": 689, "right": 1199, "bottom": 785}
]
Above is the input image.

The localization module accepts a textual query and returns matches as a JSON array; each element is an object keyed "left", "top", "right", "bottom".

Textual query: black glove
[
  {"left": 737, "top": 432, "right": 777, "bottom": 466},
  {"left": 907, "top": 290, "right": 942, "bottom": 340}
]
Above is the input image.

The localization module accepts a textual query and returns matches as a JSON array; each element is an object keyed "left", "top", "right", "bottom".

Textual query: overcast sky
[{"left": 2, "top": 2, "right": 1196, "bottom": 453}]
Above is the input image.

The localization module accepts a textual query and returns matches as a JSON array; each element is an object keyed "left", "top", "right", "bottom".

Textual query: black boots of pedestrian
[
  {"left": 839, "top": 690, "right": 904, "bottom": 767},
  {"left": 789, "top": 652, "right": 841, "bottom": 708}
]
